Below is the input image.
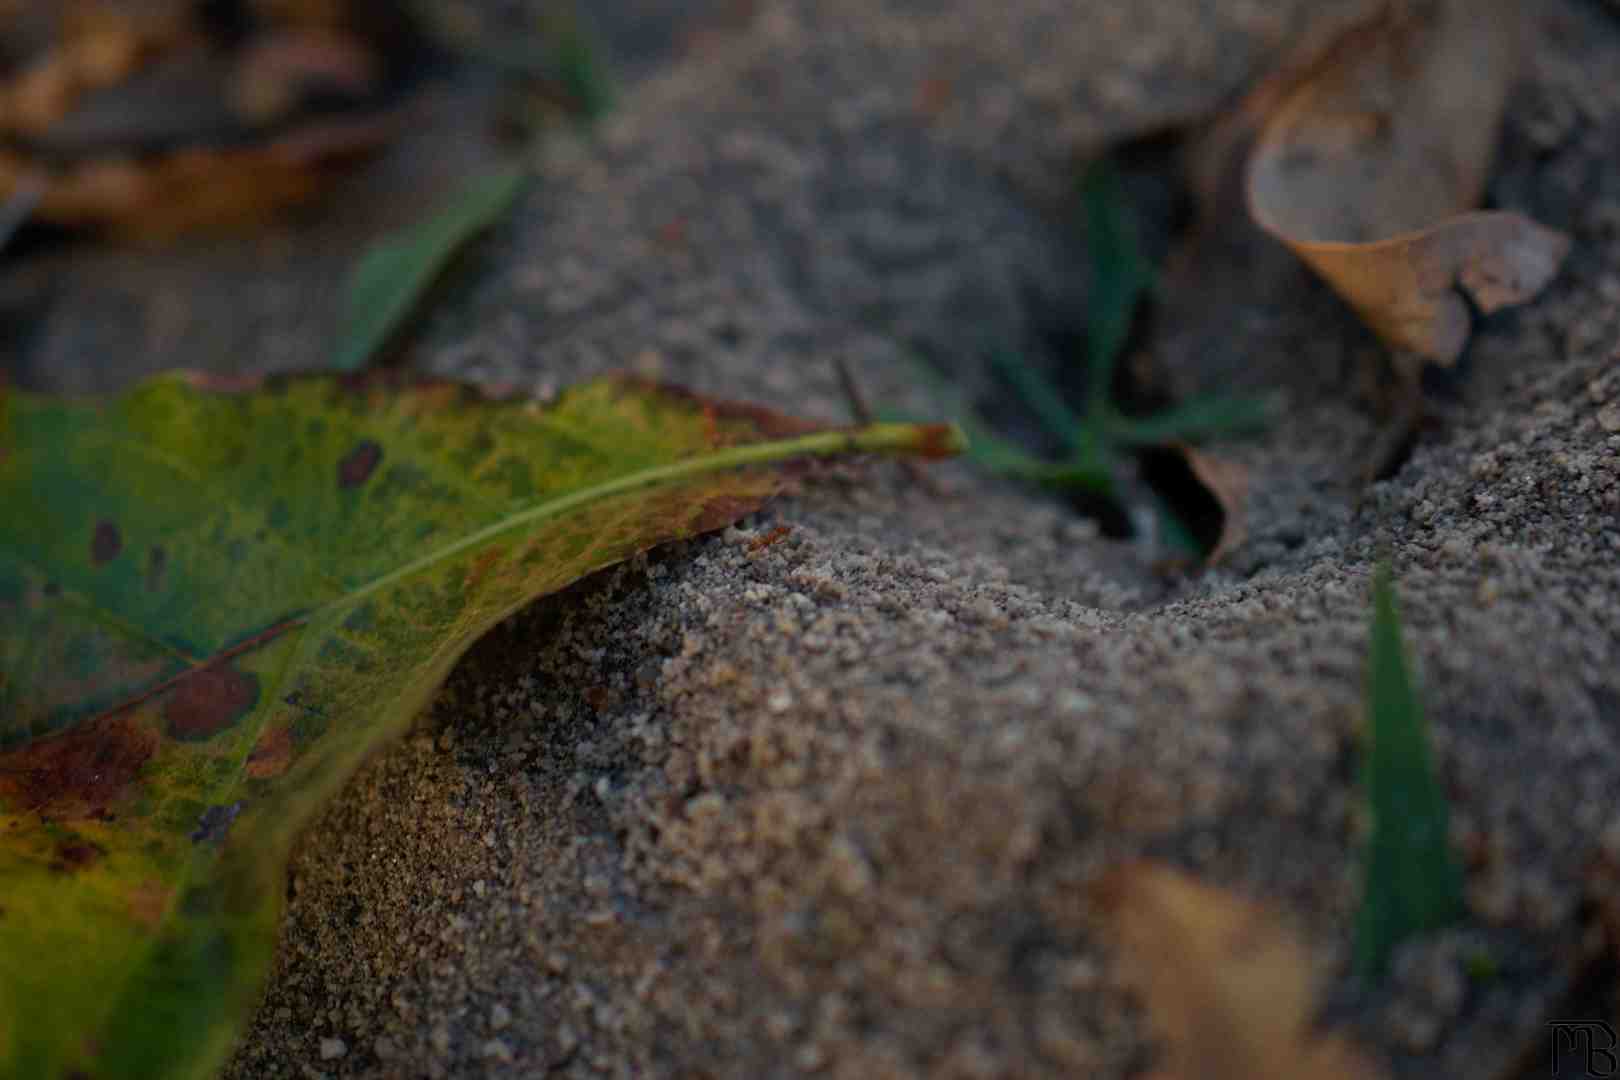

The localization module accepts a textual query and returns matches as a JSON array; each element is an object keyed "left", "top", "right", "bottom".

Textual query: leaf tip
[
  {"left": 1354, "top": 559, "right": 1465, "bottom": 979},
  {"left": 910, "top": 421, "right": 968, "bottom": 460}
]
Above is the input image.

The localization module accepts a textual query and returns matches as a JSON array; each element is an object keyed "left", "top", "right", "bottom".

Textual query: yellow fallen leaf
[
  {"left": 1094, "top": 861, "right": 1383, "bottom": 1080},
  {"left": 1244, "top": 0, "right": 1570, "bottom": 364}
]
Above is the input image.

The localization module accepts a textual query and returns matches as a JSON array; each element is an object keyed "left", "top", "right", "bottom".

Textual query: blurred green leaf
[
  {"left": 1080, "top": 160, "right": 1153, "bottom": 400},
  {"left": 1463, "top": 947, "right": 1499, "bottom": 983},
  {"left": 990, "top": 350, "right": 1085, "bottom": 455},
  {"left": 1353, "top": 561, "right": 1465, "bottom": 979},
  {"left": 334, "top": 165, "right": 527, "bottom": 373},
  {"left": 553, "top": 17, "right": 615, "bottom": 124},
  {"left": 1106, "top": 394, "right": 1276, "bottom": 447},
  {"left": 1152, "top": 496, "right": 1204, "bottom": 559},
  {"left": 1001, "top": 457, "right": 1115, "bottom": 494},
  {"left": 894, "top": 358, "right": 1113, "bottom": 493}
]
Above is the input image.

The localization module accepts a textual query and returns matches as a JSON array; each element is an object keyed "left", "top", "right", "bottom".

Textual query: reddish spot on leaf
[
  {"left": 0, "top": 713, "right": 158, "bottom": 818},
  {"left": 462, "top": 547, "right": 504, "bottom": 592},
  {"left": 127, "top": 880, "right": 173, "bottom": 928},
  {"left": 91, "top": 520, "right": 123, "bottom": 566},
  {"left": 337, "top": 439, "right": 383, "bottom": 489},
  {"left": 51, "top": 839, "right": 106, "bottom": 874},
  {"left": 163, "top": 666, "right": 260, "bottom": 741},
  {"left": 244, "top": 725, "right": 293, "bottom": 780}
]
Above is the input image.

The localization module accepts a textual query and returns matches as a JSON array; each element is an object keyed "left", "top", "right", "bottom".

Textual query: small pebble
[
  {"left": 318, "top": 1037, "right": 347, "bottom": 1061},
  {"left": 491, "top": 1003, "right": 512, "bottom": 1030}
]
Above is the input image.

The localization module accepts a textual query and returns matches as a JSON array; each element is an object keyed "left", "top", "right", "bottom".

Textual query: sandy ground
[{"left": 9, "top": 1, "right": 1618, "bottom": 1077}]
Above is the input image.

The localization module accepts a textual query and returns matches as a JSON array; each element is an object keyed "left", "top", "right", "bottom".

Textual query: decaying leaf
[
  {"left": 0, "top": 1, "right": 422, "bottom": 236},
  {"left": 0, "top": 372, "right": 960, "bottom": 1079},
  {"left": 0, "top": 113, "right": 406, "bottom": 239},
  {"left": 1180, "top": 449, "right": 1248, "bottom": 564},
  {"left": 1095, "top": 861, "right": 1384, "bottom": 1080},
  {"left": 334, "top": 164, "right": 528, "bottom": 372},
  {"left": 1245, "top": 0, "right": 1571, "bottom": 364}
]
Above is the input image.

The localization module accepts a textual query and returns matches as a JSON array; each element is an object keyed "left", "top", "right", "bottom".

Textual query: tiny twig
[
  {"left": 833, "top": 353, "right": 873, "bottom": 425},
  {"left": 832, "top": 354, "right": 943, "bottom": 495}
]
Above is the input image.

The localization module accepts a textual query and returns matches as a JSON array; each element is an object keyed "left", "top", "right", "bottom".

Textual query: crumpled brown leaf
[
  {"left": 1094, "top": 861, "right": 1384, "bottom": 1080},
  {"left": 1243, "top": 0, "right": 1571, "bottom": 364},
  {"left": 1181, "top": 449, "right": 1249, "bottom": 565},
  {"left": 0, "top": 0, "right": 415, "bottom": 237}
]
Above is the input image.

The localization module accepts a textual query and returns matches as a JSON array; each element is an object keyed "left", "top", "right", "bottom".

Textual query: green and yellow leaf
[{"left": 0, "top": 371, "right": 959, "bottom": 1079}]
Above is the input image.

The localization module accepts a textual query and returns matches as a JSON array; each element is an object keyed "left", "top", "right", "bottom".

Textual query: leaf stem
[
  {"left": 342, "top": 421, "right": 964, "bottom": 609},
  {"left": 723, "top": 421, "right": 968, "bottom": 468}
]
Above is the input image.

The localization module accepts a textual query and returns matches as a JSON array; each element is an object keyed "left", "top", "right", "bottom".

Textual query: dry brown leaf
[
  {"left": 0, "top": 1, "right": 413, "bottom": 236},
  {"left": 228, "top": 28, "right": 380, "bottom": 126},
  {"left": 0, "top": 111, "right": 402, "bottom": 240},
  {"left": 1182, "top": 447, "right": 1249, "bottom": 566},
  {"left": 1094, "top": 861, "right": 1384, "bottom": 1080},
  {"left": 1245, "top": 0, "right": 1571, "bottom": 364},
  {"left": 0, "top": 4, "right": 182, "bottom": 137},
  {"left": 1183, "top": 0, "right": 1387, "bottom": 215}
]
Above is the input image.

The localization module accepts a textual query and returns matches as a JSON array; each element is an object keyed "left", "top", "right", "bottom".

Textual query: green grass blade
[
  {"left": 1352, "top": 561, "right": 1465, "bottom": 979},
  {"left": 1152, "top": 497, "right": 1205, "bottom": 560},
  {"left": 1080, "top": 160, "right": 1153, "bottom": 402},
  {"left": 999, "top": 457, "right": 1114, "bottom": 494},
  {"left": 334, "top": 165, "right": 528, "bottom": 373},
  {"left": 989, "top": 350, "right": 1085, "bottom": 453},
  {"left": 890, "top": 357, "right": 1113, "bottom": 493},
  {"left": 1106, "top": 394, "right": 1276, "bottom": 447},
  {"left": 552, "top": 16, "right": 615, "bottom": 123}
]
